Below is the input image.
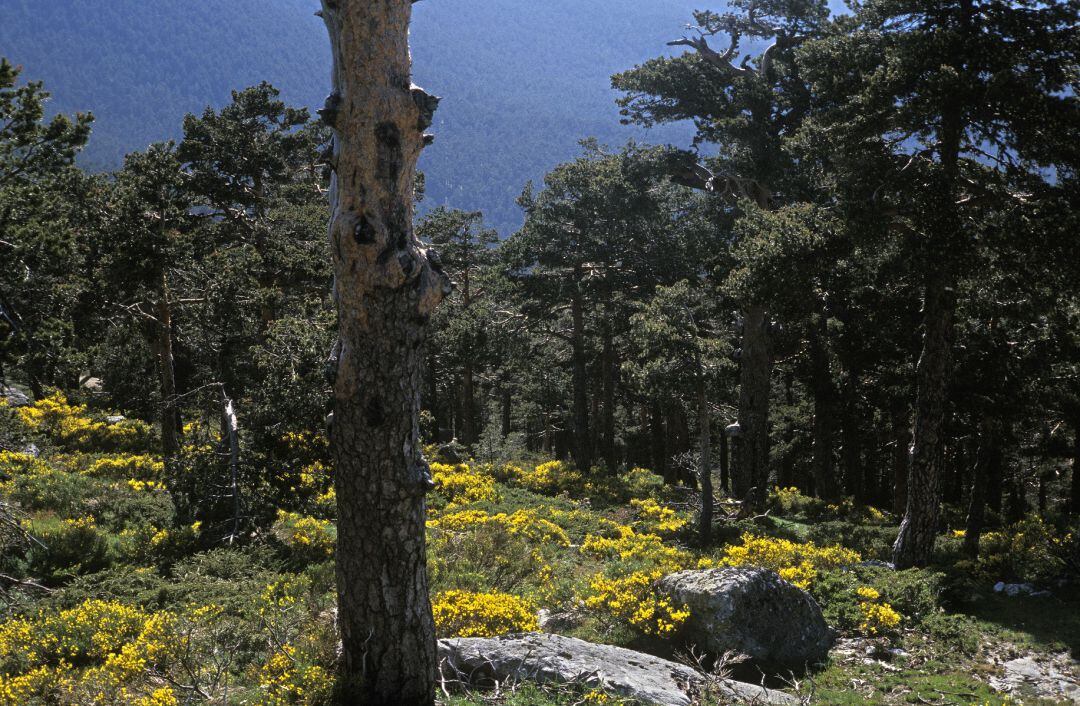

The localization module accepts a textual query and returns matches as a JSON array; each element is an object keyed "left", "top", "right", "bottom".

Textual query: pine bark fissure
[{"left": 320, "top": 2, "right": 448, "bottom": 703}]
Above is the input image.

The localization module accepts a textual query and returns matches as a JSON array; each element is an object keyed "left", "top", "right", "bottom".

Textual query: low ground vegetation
[{"left": 1, "top": 395, "right": 1078, "bottom": 705}]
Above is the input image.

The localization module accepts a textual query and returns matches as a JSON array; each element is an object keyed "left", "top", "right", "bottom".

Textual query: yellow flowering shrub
[
  {"left": 430, "top": 462, "right": 499, "bottom": 505},
  {"left": 313, "top": 487, "right": 336, "bottom": 518},
  {"left": 428, "top": 508, "right": 570, "bottom": 547},
  {"left": 856, "top": 586, "right": 880, "bottom": 601},
  {"left": 581, "top": 525, "right": 693, "bottom": 573},
  {"left": 0, "top": 597, "right": 246, "bottom": 706},
  {"left": 855, "top": 586, "right": 902, "bottom": 635},
  {"left": 512, "top": 460, "right": 583, "bottom": 496},
  {"left": 126, "top": 479, "right": 166, "bottom": 492},
  {"left": 630, "top": 498, "right": 688, "bottom": 536},
  {"left": 0, "top": 600, "right": 184, "bottom": 706},
  {"left": 256, "top": 644, "right": 334, "bottom": 706},
  {"left": 274, "top": 510, "right": 336, "bottom": 562},
  {"left": 0, "top": 450, "right": 47, "bottom": 476},
  {"left": 280, "top": 431, "right": 329, "bottom": 457},
  {"left": 258, "top": 574, "right": 330, "bottom": 651},
  {"left": 716, "top": 534, "right": 861, "bottom": 589},
  {"left": 976, "top": 516, "right": 1072, "bottom": 583},
  {"left": 583, "top": 571, "right": 690, "bottom": 637},
  {"left": 116, "top": 521, "right": 201, "bottom": 565},
  {"left": 431, "top": 589, "right": 538, "bottom": 638},
  {"left": 15, "top": 392, "right": 151, "bottom": 451},
  {"left": 86, "top": 454, "right": 163, "bottom": 479}
]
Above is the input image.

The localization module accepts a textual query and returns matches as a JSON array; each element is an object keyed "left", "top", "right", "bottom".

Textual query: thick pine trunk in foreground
[
  {"left": 320, "top": 2, "right": 449, "bottom": 703},
  {"left": 736, "top": 304, "right": 771, "bottom": 508}
]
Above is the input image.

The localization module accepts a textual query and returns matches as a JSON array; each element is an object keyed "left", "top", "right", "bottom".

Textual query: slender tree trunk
[
  {"left": 841, "top": 375, "right": 863, "bottom": 501},
  {"left": 893, "top": 98, "right": 963, "bottom": 568},
  {"left": 500, "top": 386, "right": 511, "bottom": 438},
  {"left": 601, "top": 319, "right": 617, "bottom": 472},
  {"left": 155, "top": 272, "right": 180, "bottom": 462},
  {"left": 461, "top": 361, "right": 475, "bottom": 447},
  {"left": 570, "top": 275, "right": 591, "bottom": 469},
  {"left": 697, "top": 381, "right": 712, "bottom": 545},
  {"left": 892, "top": 268, "right": 955, "bottom": 568},
  {"left": 1071, "top": 416, "right": 1080, "bottom": 517},
  {"left": 426, "top": 352, "right": 439, "bottom": 442},
  {"left": 651, "top": 399, "right": 669, "bottom": 483},
  {"left": 963, "top": 417, "right": 999, "bottom": 558},
  {"left": 808, "top": 320, "right": 840, "bottom": 500},
  {"left": 320, "top": 2, "right": 449, "bottom": 702},
  {"left": 779, "top": 371, "right": 795, "bottom": 489},
  {"left": 737, "top": 305, "right": 771, "bottom": 507},
  {"left": 719, "top": 429, "right": 730, "bottom": 494}
]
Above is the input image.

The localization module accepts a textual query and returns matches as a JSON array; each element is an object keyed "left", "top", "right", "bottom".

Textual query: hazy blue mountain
[{"left": 0, "top": 0, "right": 838, "bottom": 231}]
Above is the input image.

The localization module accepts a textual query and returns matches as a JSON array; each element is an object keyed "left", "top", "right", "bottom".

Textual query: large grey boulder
[
  {"left": 658, "top": 567, "right": 832, "bottom": 670},
  {"left": 438, "top": 632, "right": 795, "bottom": 706}
]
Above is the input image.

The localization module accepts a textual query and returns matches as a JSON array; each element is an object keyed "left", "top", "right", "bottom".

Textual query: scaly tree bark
[{"left": 319, "top": 1, "right": 450, "bottom": 703}]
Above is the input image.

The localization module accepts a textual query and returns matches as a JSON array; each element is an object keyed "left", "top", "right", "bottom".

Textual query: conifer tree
[{"left": 317, "top": 2, "right": 450, "bottom": 703}]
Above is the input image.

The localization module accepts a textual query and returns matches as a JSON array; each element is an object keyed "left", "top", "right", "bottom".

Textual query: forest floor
[{"left": 1, "top": 394, "right": 1078, "bottom": 705}]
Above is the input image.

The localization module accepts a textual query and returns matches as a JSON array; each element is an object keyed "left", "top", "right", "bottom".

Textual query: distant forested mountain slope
[{"left": 0, "top": 0, "right": 714, "bottom": 232}]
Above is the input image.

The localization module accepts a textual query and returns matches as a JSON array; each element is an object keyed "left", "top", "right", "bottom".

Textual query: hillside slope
[{"left": 0, "top": 0, "right": 708, "bottom": 231}]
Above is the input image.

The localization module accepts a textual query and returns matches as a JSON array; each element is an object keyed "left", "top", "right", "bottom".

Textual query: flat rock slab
[
  {"left": 438, "top": 632, "right": 796, "bottom": 706},
  {"left": 988, "top": 653, "right": 1080, "bottom": 703}
]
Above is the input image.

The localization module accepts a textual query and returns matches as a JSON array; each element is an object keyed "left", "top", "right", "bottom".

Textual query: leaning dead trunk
[{"left": 319, "top": 1, "right": 450, "bottom": 703}]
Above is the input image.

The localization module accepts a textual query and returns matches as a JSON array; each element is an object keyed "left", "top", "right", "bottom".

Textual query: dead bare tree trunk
[{"left": 319, "top": 1, "right": 450, "bottom": 702}]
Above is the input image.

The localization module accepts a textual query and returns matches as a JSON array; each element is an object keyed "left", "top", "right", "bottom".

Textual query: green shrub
[
  {"left": 6, "top": 467, "right": 105, "bottom": 516},
  {"left": 921, "top": 612, "right": 982, "bottom": 655},
  {"left": 806, "top": 521, "right": 897, "bottom": 561},
  {"left": 89, "top": 484, "right": 175, "bottom": 533},
  {"left": 25, "top": 516, "right": 112, "bottom": 582}
]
